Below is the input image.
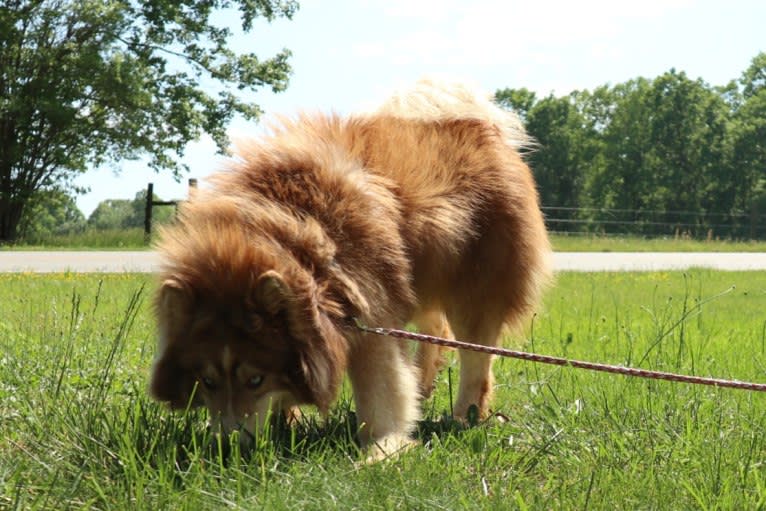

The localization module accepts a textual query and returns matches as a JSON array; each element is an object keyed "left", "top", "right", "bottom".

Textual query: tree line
[
  {"left": 17, "top": 53, "right": 766, "bottom": 243},
  {"left": 3, "top": 0, "right": 763, "bottom": 242},
  {"left": 495, "top": 52, "right": 766, "bottom": 239},
  {"left": 19, "top": 189, "right": 173, "bottom": 242}
]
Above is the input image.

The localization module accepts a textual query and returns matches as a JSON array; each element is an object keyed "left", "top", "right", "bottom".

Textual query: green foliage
[
  {"left": 10, "top": 187, "right": 175, "bottom": 245},
  {"left": 2, "top": 271, "right": 766, "bottom": 508},
  {"left": 15, "top": 227, "right": 148, "bottom": 248},
  {"left": 0, "top": 0, "right": 297, "bottom": 241},
  {"left": 526, "top": 95, "right": 590, "bottom": 208},
  {"left": 17, "top": 189, "right": 86, "bottom": 240},
  {"left": 741, "top": 52, "right": 766, "bottom": 99},
  {"left": 87, "top": 189, "right": 174, "bottom": 230},
  {"left": 728, "top": 56, "right": 766, "bottom": 217},
  {"left": 498, "top": 53, "right": 766, "bottom": 239},
  {"left": 495, "top": 87, "right": 537, "bottom": 120},
  {"left": 87, "top": 199, "right": 134, "bottom": 230},
  {"left": 644, "top": 70, "right": 729, "bottom": 214}
]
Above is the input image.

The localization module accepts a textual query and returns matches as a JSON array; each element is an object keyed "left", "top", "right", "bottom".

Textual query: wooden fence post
[
  {"left": 144, "top": 180, "right": 197, "bottom": 244},
  {"left": 144, "top": 182, "right": 153, "bottom": 243}
]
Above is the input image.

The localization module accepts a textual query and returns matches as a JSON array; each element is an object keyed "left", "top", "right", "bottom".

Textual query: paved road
[
  {"left": 1, "top": 251, "right": 764, "bottom": 273},
  {"left": 553, "top": 252, "right": 766, "bottom": 272},
  {"left": 0, "top": 251, "right": 156, "bottom": 273}
]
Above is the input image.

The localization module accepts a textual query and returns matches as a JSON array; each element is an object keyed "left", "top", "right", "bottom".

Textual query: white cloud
[
  {"left": 352, "top": 0, "right": 695, "bottom": 73},
  {"left": 367, "top": 0, "right": 460, "bottom": 20},
  {"left": 352, "top": 41, "right": 387, "bottom": 58}
]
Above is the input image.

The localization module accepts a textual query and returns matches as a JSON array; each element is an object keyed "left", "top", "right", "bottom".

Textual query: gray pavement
[
  {"left": 0, "top": 251, "right": 764, "bottom": 273},
  {"left": 552, "top": 252, "right": 766, "bottom": 272},
  {"left": 0, "top": 251, "right": 158, "bottom": 273}
]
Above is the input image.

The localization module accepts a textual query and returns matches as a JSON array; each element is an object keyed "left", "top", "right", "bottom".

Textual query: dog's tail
[{"left": 371, "top": 78, "right": 531, "bottom": 150}]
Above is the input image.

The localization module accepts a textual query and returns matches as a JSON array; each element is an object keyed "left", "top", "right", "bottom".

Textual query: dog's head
[{"left": 150, "top": 267, "right": 348, "bottom": 436}]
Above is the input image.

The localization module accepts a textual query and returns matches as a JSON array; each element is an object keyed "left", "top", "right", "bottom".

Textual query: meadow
[
  {"left": 5, "top": 229, "right": 766, "bottom": 253},
  {"left": 1, "top": 270, "right": 766, "bottom": 509},
  {"left": 549, "top": 234, "right": 766, "bottom": 253}
]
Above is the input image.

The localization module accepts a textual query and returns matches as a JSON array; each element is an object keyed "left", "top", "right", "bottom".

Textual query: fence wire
[{"left": 541, "top": 206, "right": 764, "bottom": 240}]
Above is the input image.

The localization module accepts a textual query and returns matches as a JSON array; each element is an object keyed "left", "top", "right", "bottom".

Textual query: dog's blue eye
[
  {"left": 201, "top": 377, "right": 217, "bottom": 390},
  {"left": 246, "top": 375, "right": 263, "bottom": 390}
]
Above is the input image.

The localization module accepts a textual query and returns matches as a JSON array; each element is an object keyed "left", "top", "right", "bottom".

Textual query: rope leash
[{"left": 348, "top": 318, "right": 766, "bottom": 393}]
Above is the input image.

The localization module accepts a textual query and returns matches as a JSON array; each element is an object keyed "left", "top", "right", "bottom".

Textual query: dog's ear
[
  {"left": 253, "top": 270, "right": 290, "bottom": 316},
  {"left": 149, "top": 350, "right": 202, "bottom": 409},
  {"left": 156, "top": 278, "right": 194, "bottom": 331},
  {"left": 252, "top": 270, "right": 347, "bottom": 412},
  {"left": 152, "top": 278, "right": 200, "bottom": 409},
  {"left": 294, "top": 312, "right": 348, "bottom": 413}
]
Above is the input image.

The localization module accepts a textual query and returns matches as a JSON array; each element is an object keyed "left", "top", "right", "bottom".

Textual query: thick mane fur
[{"left": 160, "top": 79, "right": 550, "bottom": 330}]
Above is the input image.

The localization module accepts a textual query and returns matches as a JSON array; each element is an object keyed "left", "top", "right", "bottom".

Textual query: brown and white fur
[{"left": 150, "top": 79, "right": 552, "bottom": 460}]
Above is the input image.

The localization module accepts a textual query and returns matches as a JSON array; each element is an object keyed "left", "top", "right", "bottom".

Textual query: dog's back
[
  {"left": 356, "top": 81, "right": 551, "bottom": 333},
  {"left": 212, "top": 80, "right": 551, "bottom": 331}
]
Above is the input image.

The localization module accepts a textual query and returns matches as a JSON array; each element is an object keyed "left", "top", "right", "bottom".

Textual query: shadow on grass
[{"left": 150, "top": 402, "right": 493, "bottom": 472}]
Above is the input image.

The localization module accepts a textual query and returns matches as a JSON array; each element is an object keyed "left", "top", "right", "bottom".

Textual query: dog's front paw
[{"left": 361, "top": 434, "right": 417, "bottom": 464}]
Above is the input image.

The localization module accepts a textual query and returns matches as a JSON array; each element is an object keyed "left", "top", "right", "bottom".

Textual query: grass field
[
  {"left": 550, "top": 233, "right": 766, "bottom": 252},
  {"left": 2, "top": 271, "right": 766, "bottom": 509},
  {"left": 4, "top": 229, "right": 148, "bottom": 250},
  {"left": 5, "top": 229, "right": 766, "bottom": 252}
]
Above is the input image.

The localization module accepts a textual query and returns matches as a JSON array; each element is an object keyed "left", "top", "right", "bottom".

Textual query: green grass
[
  {"left": 2, "top": 271, "right": 766, "bottom": 509},
  {"left": 550, "top": 233, "right": 766, "bottom": 252},
  {"left": 3, "top": 228, "right": 149, "bottom": 250},
  {"left": 5, "top": 230, "right": 766, "bottom": 252}
]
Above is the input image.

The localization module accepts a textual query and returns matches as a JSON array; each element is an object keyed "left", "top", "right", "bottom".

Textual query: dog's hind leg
[
  {"left": 412, "top": 309, "right": 453, "bottom": 399},
  {"left": 347, "top": 334, "right": 420, "bottom": 461},
  {"left": 445, "top": 313, "right": 505, "bottom": 420}
]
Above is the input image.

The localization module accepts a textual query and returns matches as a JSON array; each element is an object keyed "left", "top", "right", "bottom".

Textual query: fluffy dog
[{"left": 150, "top": 80, "right": 552, "bottom": 459}]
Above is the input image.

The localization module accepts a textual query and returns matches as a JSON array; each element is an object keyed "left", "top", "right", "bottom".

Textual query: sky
[{"left": 74, "top": 0, "right": 766, "bottom": 216}]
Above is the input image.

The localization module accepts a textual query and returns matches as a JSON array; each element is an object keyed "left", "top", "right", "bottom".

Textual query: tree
[
  {"left": 584, "top": 79, "right": 654, "bottom": 215},
  {"left": 17, "top": 188, "right": 85, "bottom": 239},
  {"left": 741, "top": 52, "right": 766, "bottom": 99},
  {"left": 495, "top": 54, "right": 766, "bottom": 239},
  {"left": 643, "top": 70, "right": 728, "bottom": 219},
  {"left": 728, "top": 53, "right": 766, "bottom": 235},
  {"left": 87, "top": 189, "right": 173, "bottom": 229},
  {"left": 524, "top": 94, "right": 589, "bottom": 209},
  {"left": 578, "top": 75, "right": 730, "bottom": 236},
  {"left": 87, "top": 199, "right": 132, "bottom": 230},
  {"left": 0, "top": 0, "right": 298, "bottom": 242},
  {"left": 494, "top": 87, "right": 537, "bottom": 121},
  {"left": 495, "top": 89, "right": 594, "bottom": 211}
]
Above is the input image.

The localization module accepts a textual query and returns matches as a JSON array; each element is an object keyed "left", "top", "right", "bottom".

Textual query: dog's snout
[
  {"left": 208, "top": 413, "right": 244, "bottom": 435},
  {"left": 221, "top": 417, "right": 243, "bottom": 434}
]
